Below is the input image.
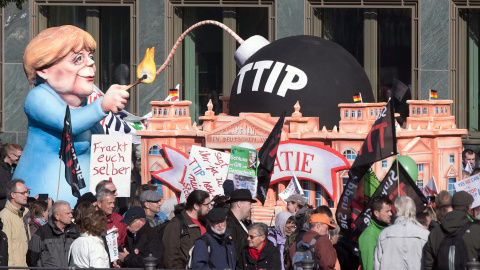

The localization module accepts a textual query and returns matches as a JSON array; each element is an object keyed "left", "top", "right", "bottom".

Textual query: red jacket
[{"left": 106, "top": 212, "right": 127, "bottom": 247}]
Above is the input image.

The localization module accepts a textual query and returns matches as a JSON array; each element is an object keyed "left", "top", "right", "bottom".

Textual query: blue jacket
[
  {"left": 13, "top": 84, "right": 106, "bottom": 206},
  {"left": 190, "top": 227, "right": 236, "bottom": 270}
]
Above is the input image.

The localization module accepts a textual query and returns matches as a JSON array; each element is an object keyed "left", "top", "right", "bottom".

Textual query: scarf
[
  {"left": 33, "top": 218, "right": 47, "bottom": 226},
  {"left": 248, "top": 240, "right": 266, "bottom": 261}
]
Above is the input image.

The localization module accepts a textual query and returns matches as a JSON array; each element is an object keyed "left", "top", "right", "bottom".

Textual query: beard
[
  {"left": 211, "top": 225, "right": 226, "bottom": 235},
  {"left": 198, "top": 209, "right": 209, "bottom": 222}
]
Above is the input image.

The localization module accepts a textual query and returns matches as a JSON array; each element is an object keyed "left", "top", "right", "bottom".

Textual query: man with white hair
[
  {"left": 190, "top": 207, "right": 236, "bottom": 269},
  {"left": 374, "top": 196, "right": 430, "bottom": 270}
]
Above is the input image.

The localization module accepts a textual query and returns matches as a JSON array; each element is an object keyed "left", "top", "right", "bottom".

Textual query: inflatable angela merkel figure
[{"left": 14, "top": 25, "right": 129, "bottom": 205}]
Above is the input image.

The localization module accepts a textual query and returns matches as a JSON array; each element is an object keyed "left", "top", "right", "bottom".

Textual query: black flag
[
  {"left": 351, "top": 99, "right": 397, "bottom": 168},
  {"left": 351, "top": 161, "right": 428, "bottom": 238},
  {"left": 59, "top": 106, "right": 86, "bottom": 198},
  {"left": 336, "top": 99, "right": 398, "bottom": 237},
  {"left": 256, "top": 111, "right": 286, "bottom": 205}
]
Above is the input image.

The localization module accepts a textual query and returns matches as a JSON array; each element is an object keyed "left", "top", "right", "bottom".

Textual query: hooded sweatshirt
[
  {"left": 425, "top": 210, "right": 480, "bottom": 270},
  {"left": 267, "top": 211, "right": 293, "bottom": 270}
]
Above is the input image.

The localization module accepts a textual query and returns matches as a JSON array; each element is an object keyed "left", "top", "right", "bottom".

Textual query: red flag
[
  {"left": 256, "top": 111, "right": 286, "bottom": 205},
  {"left": 58, "top": 106, "right": 86, "bottom": 198}
]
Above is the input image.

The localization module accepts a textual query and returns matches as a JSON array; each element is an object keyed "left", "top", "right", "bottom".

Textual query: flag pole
[
  {"left": 396, "top": 155, "right": 400, "bottom": 195},
  {"left": 57, "top": 158, "right": 62, "bottom": 201}
]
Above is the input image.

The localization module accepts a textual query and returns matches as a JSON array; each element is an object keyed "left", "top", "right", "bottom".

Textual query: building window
[
  {"left": 342, "top": 178, "right": 348, "bottom": 187},
  {"left": 183, "top": 108, "right": 187, "bottom": 116},
  {"left": 450, "top": 155, "right": 455, "bottom": 163},
  {"left": 445, "top": 106, "right": 448, "bottom": 114},
  {"left": 315, "top": 184, "right": 322, "bottom": 207},
  {"left": 34, "top": 2, "right": 137, "bottom": 113},
  {"left": 418, "top": 164, "right": 424, "bottom": 172},
  {"left": 307, "top": 1, "right": 418, "bottom": 102},
  {"left": 179, "top": 109, "right": 183, "bottom": 116},
  {"left": 159, "top": 108, "right": 163, "bottom": 116},
  {"left": 412, "top": 107, "right": 416, "bottom": 115},
  {"left": 417, "top": 178, "right": 423, "bottom": 189},
  {"left": 164, "top": 109, "right": 168, "bottom": 115},
  {"left": 376, "top": 109, "right": 379, "bottom": 116},
  {"left": 435, "top": 107, "right": 438, "bottom": 115},
  {"left": 382, "top": 160, "right": 388, "bottom": 168},
  {"left": 175, "top": 109, "right": 178, "bottom": 116},
  {"left": 370, "top": 109, "right": 374, "bottom": 116},
  {"left": 167, "top": 0, "right": 274, "bottom": 122},
  {"left": 352, "top": 110, "right": 356, "bottom": 118},
  {"left": 148, "top": 145, "right": 163, "bottom": 155},
  {"left": 154, "top": 108, "right": 158, "bottom": 116},
  {"left": 345, "top": 110, "right": 350, "bottom": 118},
  {"left": 423, "top": 107, "right": 428, "bottom": 115},
  {"left": 440, "top": 106, "right": 444, "bottom": 114},
  {"left": 302, "top": 181, "right": 310, "bottom": 204},
  {"left": 343, "top": 149, "right": 357, "bottom": 160},
  {"left": 358, "top": 110, "right": 362, "bottom": 118},
  {"left": 448, "top": 178, "right": 456, "bottom": 195}
]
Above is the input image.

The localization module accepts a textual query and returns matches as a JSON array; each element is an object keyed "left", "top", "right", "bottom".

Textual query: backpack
[
  {"left": 291, "top": 235, "right": 321, "bottom": 270},
  {"left": 436, "top": 222, "right": 472, "bottom": 270},
  {"left": 157, "top": 214, "right": 189, "bottom": 268},
  {"left": 186, "top": 234, "right": 212, "bottom": 269}
]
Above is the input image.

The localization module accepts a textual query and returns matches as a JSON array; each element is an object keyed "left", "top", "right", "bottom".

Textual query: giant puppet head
[{"left": 229, "top": 35, "right": 374, "bottom": 129}]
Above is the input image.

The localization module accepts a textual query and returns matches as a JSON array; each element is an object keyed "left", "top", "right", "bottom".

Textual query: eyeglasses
[
  {"left": 10, "top": 153, "right": 20, "bottom": 159},
  {"left": 14, "top": 190, "right": 30, "bottom": 196},
  {"left": 111, "top": 189, "right": 117, "bottom": 194},
  {"left": 247, "top": 234, "right": 262, "bottom": 239},
  {"left": 285, "top": 225, "right": 296, "bottom": 230},
  {"left": 202, "top": 202, "right": 214, "bottom": 208}
]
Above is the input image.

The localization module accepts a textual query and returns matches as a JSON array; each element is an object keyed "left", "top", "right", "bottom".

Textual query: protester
[
  {"left": 425, "top": 191, "right": 480, "bottom": 269},
  {"left": 424, "top": 206, "right": 438, "bottom": 231},
  {"left": 416, "top": 212, "right": 431, "bottom": 230},
  {"left": 27, "top": 201, "right": 78, "bottom": 268},
  {"left": 435, "top": 190, "right": 453, "bottom": 223},
  {"left": 463, "top": 170, "right": 472, "bottom": 179},
  {"left": 330, "top": 223, "right": 341, "bottom": 245},
  {"left": 267, "top": 211, "right": 293, "bottom": 270},
  {"left": 190, "top": 207, "right": 236, "bottom": 269},
  {"left": 288, "top": 213, "right": 337, "bottom": 270},
  {"left": 28, "top": 200, "right": 49, "bottom": 235},
  {"left": 140, "top": 190, "right": 167, "bottom": 227},
  {"left": 115, "top": 206, "right": 162, "bottom": 268},
  {"left": 358, "top": 196, "right": 392, "bottom": 270},
  {"left": 129, "top": 184, "right": 157, "bottom": 207},
  {"left": 0, "top": 143, "right": 23, "bottom": 209},
  {"left": 285, "top": 194, "right": 308, "bottom": 230},
  {"left": 463, "top": 148, "right": 476, "bottom": 171},
  {"left": 374, "top": 196, "right": 430, "bottom": 270},
  {"left": 69, "top": 208, "right": 109, "bottom": 268},
  {"left": 225, "top": 189, "right": 256, "bottom": 265},
  {"left": 96, "top": 188, "right": 127, "bottom": 247},
  {"left": 0, "top": 179, "right": 30, "bottom": 267},
  {"left": 160, "top": 197, "right": 179, "bottom": 220},
  {"left": 238, "top": 223, "right": 281, "bottom": 270},
  {"left": 334, "top": 231, "right": 360, "bottom": 270},
  {"left": 95, "top": 180, "right": 118, "bottom": 197},
  {"left": 73, "top": 201, "right": 96, "bottom": 228},
  {"left": 74, "top": 192, "right": 97, "bottom": 212},
  {"left": 0, "top": 218, "right": 8, "bottom": 266},
  {"left": 162, "top": 190, "right": 211, "bottom": 269},
  {"left": 293, "top": 208, "right": 315, "bottom": 243}
]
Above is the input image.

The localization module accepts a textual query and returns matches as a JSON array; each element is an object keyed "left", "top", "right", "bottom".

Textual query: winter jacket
[
  {"left": 268, "top": 228, "right": 287, "bottom": 270},
  {"left": 68, "top": 233, "right": 109, "bottom": 268},
  {"left": 238, "top": 239, "right": 281, "bottom": 270},
  {"left": 106, "top": 212, "right": 127, "bottom": 247},
  {"left": 359, "top": 219, "right": 386, "bottom": 270},
  {"left": 26, "top": 219, "right": 78, "bottom": 267},
  {"left": 268, "top": 211, "right": 293, "bottom": 270},
  {"left": 124, "top": 222, "right": 162, "bottom": 268},
  {"left": 162, "top": 210, "right": 202, "bottom": 269},
  {"left": 0, "top": 159, "right": 11, "bottom": 210},
  {"left": 226, "top": 209, "right": 249, "bottom": 265},
  {"left": 191, "top": 227, "right": 236, "bottom": 269},
  {"left": 374, "top": 216, "right": 430, "bottom": 270},
  {"left": 334, "top": 236, "right": 360, "bottom": 270},
  {"left": 294, "top": 206, "right": 308, "bottom": 233},
  {"left": 0, "top": 200, "right": 30, "bottom": 267},
  {"left": 288, "top": 229, "right": 337, "bottom": 270},
  {"left": 425, "top": 210, "right": 480, "bottom": 270},
  {"left": 0, "top": 219, "right": 8, "bottom": 267},
  {"left": 29, "top": 218, "right": 45, "bottom": 235}
]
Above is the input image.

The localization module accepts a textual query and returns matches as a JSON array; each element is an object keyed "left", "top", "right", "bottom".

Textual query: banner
[
  {"left": 279, "top": 173, "right": 304, "bottom": 202},
  {"left": 59, "top": 106, "right": 86, "bottom": 198},
  {"left": 454, "top": 174, "right": 480, "bottom": 208},
  {"left": 89, "top": 135, "right": 132, "bottom": 197},
  {"left": 257, "top": 111, "right": 285, "bottom": 205},
  {"left": 351, "top": 162, "right": 428, "bottom": 238},
  {"left": 151, "top": 145, "right": 190, "bottom": 192},
  {"left": 351, "top": 99, "right": 397, "bottom": 168}
]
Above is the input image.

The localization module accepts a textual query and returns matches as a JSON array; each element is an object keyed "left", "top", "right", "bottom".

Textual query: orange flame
[{"left": 137, "top": 47, "right": 156, "bottom": 84}]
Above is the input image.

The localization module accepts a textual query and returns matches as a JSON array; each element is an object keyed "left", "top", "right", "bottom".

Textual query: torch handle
[{"left": 123, "top": 75, "right": 147, "bottom": 91}]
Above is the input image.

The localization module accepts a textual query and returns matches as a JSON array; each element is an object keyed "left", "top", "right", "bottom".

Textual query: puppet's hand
[{"left": 101, "top": 84, "right": 129, "bottom": 114}]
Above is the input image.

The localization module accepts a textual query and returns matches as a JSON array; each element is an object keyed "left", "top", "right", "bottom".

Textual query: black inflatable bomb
[{"left": 229, "top": 35, "right": 374, "bottom": 129}]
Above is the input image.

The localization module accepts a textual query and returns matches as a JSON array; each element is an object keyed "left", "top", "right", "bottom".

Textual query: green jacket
[
  {"left": 425, "top": 210, "right": 480, "bottom": 270},
  {"left": 359, "top": 219, "right": 386, "bottom": 270}
]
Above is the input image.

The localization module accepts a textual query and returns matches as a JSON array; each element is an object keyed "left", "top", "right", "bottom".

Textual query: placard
[
  {"left": 228, "top": 146, "right": 258, "bottom": 177},
  {"left": 105, "top": 228, "right": 119, "bottom": 262},
  {"left": 90, "top": 134, "right": 132, "bottom": 197},
  {"left": 454, "top": 173, "right": 480, "bottom": 208}
]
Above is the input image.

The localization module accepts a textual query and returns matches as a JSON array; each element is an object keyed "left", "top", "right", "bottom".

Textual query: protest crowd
[{"left": 2, "top": 139, "right": 480, "bottom": 270}]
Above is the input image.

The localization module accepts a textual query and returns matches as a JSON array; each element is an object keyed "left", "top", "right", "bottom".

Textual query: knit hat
[
  {"left": 452, "top": 191, "right": 474, "bottom": 208},
  {"left": 207, "top": 208, "right": 228, "bottom": 223}
]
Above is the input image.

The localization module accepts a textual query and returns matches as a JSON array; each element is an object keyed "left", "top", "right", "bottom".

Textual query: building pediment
[
  {"left": 149, "top": 161, "right": 162, "bottom": 172},
  {"left": 445, "top": 165, "right": 458, "bottom": 177},
  {"left": 205, "top": 117, "right": 279, "bottom": 148},
  {"left": 402, "top": 137, "right": 433, "bottom": 154}
]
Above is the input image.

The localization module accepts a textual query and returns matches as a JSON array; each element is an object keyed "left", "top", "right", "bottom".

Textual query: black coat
[
  {"left": 124, "top": 222, "right": 162, "bottom": 268},
  {"left": 226, "top": 210, "right": 249, "bottom": 264},
  {"left": 0, "top": 159, "right": 12, "bottom": 210},
  {"left": 237, "top": 239, "right": 281, "bottom": 270}
]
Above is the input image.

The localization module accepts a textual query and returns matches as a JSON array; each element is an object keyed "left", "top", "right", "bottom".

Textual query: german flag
[
  {"left": 353, "top": 92, "right": 362, "bottom": 103},
  {"left": 169, "top": 89, "right": 179, "bottom": 101},
  {"left": 430, "top": 89, "right": 438, "bottom": 99}
]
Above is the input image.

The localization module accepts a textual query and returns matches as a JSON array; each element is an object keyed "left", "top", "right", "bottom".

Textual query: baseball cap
[
  {"left": 121, "top": 206, "right": 146, "bottom": 224},
  {"left": 310, "top": 213, "right": 335, "bottom": 229}
]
